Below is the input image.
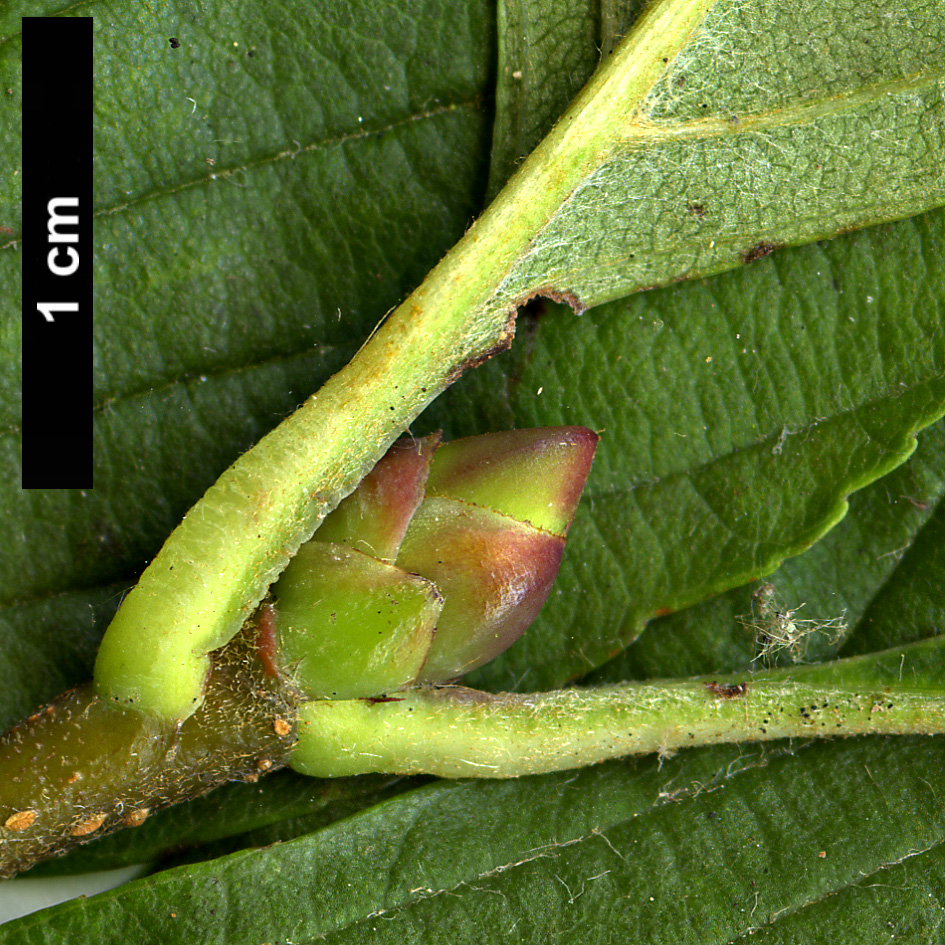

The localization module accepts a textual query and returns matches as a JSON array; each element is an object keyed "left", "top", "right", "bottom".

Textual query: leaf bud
[
  {"left": 423, "top": 426, "right": 598, "bottom": 537},
  {"left": 267, "top": 427, "right": 598, "bottom": 699},
  {"left": 396, "top": 498, "right": 565, "bottom": 682},
  {"left": 399, "top": 426, "right": 598, "bottom": 681}
]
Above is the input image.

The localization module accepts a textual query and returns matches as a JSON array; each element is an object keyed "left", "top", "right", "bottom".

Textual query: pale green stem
[
  {"left": 292, "top": 668, "right": 945, "bottom": 778},
  {"left": 7, "top": 637, "right": 943, "bottom": 876},
  {"left": 93, "top": 0, "right": 720, "bottom": 723}
]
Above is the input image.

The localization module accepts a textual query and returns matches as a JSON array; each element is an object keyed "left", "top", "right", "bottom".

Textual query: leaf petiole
[{"left": 291, "top": 638, "right": 945, "bottom": 778}]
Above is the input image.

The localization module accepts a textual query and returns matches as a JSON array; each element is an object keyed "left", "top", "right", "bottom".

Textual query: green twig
[{"left": 5, "top": 634, "right": 943, "bottom": 877}]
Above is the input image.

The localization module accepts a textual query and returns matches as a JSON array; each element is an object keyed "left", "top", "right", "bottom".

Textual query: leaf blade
[
  {"left": 7, "top": 736, "right": 945, "bottom": 944},
  {"left": 430, "top": 208, "right": 945, "bottom": 691}
]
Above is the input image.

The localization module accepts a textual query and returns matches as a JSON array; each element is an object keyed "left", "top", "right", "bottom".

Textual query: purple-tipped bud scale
[
  {"left": 313, "top": 434, "right": 439, "bottom": 562},
  {"left": 396, "top": 498, "right": 565, "bottom": 682}
]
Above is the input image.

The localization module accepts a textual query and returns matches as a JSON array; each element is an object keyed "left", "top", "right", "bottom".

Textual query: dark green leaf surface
[
  {"left": 0, "top": 585, "right": 122, "bottom": 729},
  {"left": 6, "top": 733, "right": 945, "bottom": 944},
  {"left": 593, "top": 418, "right": 945, "bottom": 683},
  {"left": 445, "top": 209, "right": 945, "bottom": 691},
  {"left": 841, "top": 447, "right": 945, "bottom": 658},
  {"left": 0, "top": 0, "right": 494, "bottom": 604},
  {"left": 2, "top": 0, "right": 945, "bottom": 939}
]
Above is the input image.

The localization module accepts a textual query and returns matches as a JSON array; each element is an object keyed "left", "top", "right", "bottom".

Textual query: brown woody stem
[{"left": 0, "top": 634, "right": 298, "bottom": 879}]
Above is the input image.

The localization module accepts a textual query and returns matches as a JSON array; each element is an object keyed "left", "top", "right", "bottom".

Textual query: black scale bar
[{"left": 21, "top": 16, "right": 93, "bottom": 489}]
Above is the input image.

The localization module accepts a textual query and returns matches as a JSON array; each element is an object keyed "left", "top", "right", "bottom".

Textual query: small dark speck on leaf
[
  {"left": 743, "top": 241, "right": 778, "bottom": 264},
  {"left": 169, "top": 37, "right": 181, "bottom": 48},
  {"left": 686, "top": 203, "right": 707, "bottom": 218},
  {"left": 705, "top": 681, "right": 748, "bottom": 699}
]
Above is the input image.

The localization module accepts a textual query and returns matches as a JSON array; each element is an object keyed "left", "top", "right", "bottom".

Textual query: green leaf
[
  {"left": 2, "top": 0, "right": 945, "bottom": 938},
  {"left": 0, "top": 0, "right": 495, "bottom": 604},
  {"left": 592, "top": 418, "right": 945, "bottom": 682},
  {"left": 7, "top": 736, "right": 945, "bottom": 944},
  {"left": 446, "top": 209, "right": 945, "bottom": 691},
  {"left": 489, "top": 0, "right": 945, "bottom": 306}
]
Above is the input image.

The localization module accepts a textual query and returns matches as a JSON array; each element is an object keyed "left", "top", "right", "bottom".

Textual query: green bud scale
[{"left": 266, "top": 427, "right": 598, "bottom": 708}]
